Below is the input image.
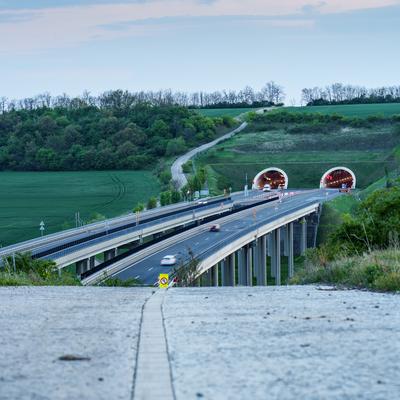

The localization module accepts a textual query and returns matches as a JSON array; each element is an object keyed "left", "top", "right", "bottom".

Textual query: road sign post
[
  {"left": 39, "top": 221, "right": 45, "bottom": 237},
  {"left": 159, "top": 274, "right": 169, "bottom": 288}
]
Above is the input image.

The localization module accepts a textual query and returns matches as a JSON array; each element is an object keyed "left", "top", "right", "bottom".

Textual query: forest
[{"left": 0, "top": 91, "right": 234, "bottom": 171}]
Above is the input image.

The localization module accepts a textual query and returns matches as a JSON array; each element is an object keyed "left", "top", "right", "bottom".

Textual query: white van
[{"left": 262, "top": 184, "right": 271, "bottom": 192}]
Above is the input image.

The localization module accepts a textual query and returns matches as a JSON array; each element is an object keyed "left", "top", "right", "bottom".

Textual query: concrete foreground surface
[
  {"left": 0, "top": 287, "right": 153, "bottom": 400},
  {"left": 1, "top": 286, "right": 399, "bottom": 400}
]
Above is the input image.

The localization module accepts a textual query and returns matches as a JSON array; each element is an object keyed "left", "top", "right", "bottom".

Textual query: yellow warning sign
[{"left": 159, "top": 274, "right": 169, "bottom": 288}]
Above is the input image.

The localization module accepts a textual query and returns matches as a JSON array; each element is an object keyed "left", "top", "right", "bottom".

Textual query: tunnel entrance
[
  {"left": 320, "top": 167, "right": 356, "bottom": 189},
  {"left": 252, "top": 168, "right": 288, "bottom": 190}
]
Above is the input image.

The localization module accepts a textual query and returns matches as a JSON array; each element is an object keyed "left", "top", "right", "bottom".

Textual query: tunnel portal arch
[
  {"left": 320, "top": 167, "right": 356, "bottom": 189},
  {"left": 252, "top": 167, "right": 289, "bottom": 190}
]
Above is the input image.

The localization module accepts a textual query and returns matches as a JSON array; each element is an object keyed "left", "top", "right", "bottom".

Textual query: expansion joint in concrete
[{"left": 132, "top": 290, "right": 175, "bottom": 400}]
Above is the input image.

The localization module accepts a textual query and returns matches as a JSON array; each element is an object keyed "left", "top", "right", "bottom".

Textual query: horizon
[{"left": 1, "top": 0, "right": 400, "bottom": 103}]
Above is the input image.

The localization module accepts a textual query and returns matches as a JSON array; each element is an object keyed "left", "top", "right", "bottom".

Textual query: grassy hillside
[
  {"left": 0, "top": 171, "right": 158, "bottom": 247},
  {"left": 196, "top": 108, "right": 257, "bottom": 118},
  {"left": 197, "top": 123, "right": 398, "bottom": 193},
  {"left": 282, "top": 103, "right": 400, "bottom": 118}
]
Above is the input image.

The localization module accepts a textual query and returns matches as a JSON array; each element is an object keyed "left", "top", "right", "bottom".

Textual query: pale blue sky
[{"left": 0, "top": 0, "right": 399, "bottom": 103}]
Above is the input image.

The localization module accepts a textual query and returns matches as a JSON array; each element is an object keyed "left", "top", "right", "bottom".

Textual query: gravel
[
  {"left": 0, "top": 286, "right": 152, "bottom": 400},
  {"left": 163, "top": 286, "right": 400, "bottom": 400}
]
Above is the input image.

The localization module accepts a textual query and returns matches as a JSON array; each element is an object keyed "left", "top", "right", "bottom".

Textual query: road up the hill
[{"left": 171, "top": 121, "right": 248, "bottom": 189}]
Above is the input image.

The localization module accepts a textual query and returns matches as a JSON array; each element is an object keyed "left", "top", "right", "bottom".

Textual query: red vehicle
[{"left": 209, "top": 224, "right": 221, "bottom": 232}]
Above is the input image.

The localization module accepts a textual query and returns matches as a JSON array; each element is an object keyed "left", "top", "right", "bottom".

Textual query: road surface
[
  {"left": 114, "top": 189, "right": 337, "bottom": 285},
  {"left": 171, "top": 121, "right": 248, "bottom": 188}
]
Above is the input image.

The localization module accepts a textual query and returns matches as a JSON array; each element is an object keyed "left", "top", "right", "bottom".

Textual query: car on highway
[
  {"left": 262, "top": 184, "right": 272, "bottom": 192},
  {"left": 160, "top": 255, "right": 177, "bottom": 266},
  {"left": 197, "top": 199, "right": 209, "bottom": 205},
  {"left": 209, "top": 224, "right": 221, "bottom": 232}
]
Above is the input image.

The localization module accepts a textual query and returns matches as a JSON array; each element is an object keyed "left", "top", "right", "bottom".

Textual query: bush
[
  {"left": 160, "top": 191, "right": 172, "bottom": 206},
  {"left": 0, "top": 252, "right": 81, "bottom": 286},
  {"left": 291, "top": 249, "right": 400, "bottom": 292},
  {"left": 147, "top": 197, "right": 157, "bottom": 209},
  {"left": 171, "top": 190, "right": 181, "bottom": 204},
  {"left": 182, "top": 160, "right": 193, "bottom": 173},
  {"left": 133, "top": 203, "right": 145, "bottom": 212}
]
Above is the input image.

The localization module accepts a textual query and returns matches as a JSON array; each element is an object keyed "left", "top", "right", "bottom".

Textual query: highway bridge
[
  {"left": 83, "top": 189, "right": 338, "bottom": 286},
  {"left": 1, "top": 188, "right": 340, "bottom": 286}
]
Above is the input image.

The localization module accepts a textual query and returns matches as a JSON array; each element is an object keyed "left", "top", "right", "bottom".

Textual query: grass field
[
  {"left": 282, "top": 103, "right": 400, "bottom": 117},
  {"left": 196, "top": 108, "right": 258, "bottom": 118},
  {"left": 197, "top": 123, "right": 399, "bottom": 193},
  {"left": 0, "top": 171, "right": 159, "bottom": 247}
]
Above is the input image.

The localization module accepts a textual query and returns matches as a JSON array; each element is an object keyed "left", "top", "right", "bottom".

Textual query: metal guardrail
[
  {"left": 162, "top": 200, "right": 321, "bottom": 286},
  {"left": 82, "top": 194, "right": 280, "bottom": 285},
  {"left": 0, "top": 195, "right": 230, "bottom": 259}
]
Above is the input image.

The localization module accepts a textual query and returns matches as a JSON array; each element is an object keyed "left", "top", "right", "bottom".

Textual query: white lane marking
[
  {"left": 148, "top": 267, "right": 153, "bottom": 271},
  {"left": 135, "top": 275, "right": 140, "bottom": 279}
]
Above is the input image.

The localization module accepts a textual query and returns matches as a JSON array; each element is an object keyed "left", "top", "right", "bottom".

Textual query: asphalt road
[
  {"left": 115, "top": 189, "right": 339, "bottom": 284},
  {"left": 171, "top": 122, "right": 248, "bottom": 188}
]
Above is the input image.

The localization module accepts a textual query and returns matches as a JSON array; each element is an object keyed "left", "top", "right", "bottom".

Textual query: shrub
[
  {"left": 147, "top": 197, "right": 157, "bottom": 209},
  {"left": 291, "top": 249, "right": 400, "bottom": 292},
  {"left": 133, "top": 203, "right": 145, "bottom": 212}
]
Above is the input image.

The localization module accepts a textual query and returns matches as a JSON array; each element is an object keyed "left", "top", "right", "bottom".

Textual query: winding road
[{"left": 171, "top": 121, "right": 248, "bottom": 189}]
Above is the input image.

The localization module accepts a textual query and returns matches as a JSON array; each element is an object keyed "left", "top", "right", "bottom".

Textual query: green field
[
  {"left": 197, "top": 124, "right": 399, "bottom": 193},
  {"left": 282, "top": 103, "right": 400, "bottom": 117},
  {"left": 0, "top": 171, "right": 159, "bottom": 247},
  {"left": 196, "top": 108, "right": 258, "bottom": 118}
]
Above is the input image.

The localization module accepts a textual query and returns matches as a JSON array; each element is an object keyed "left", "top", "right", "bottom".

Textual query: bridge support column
[
  {"left": 271, "top": 233, "right": 276, "bottom": 278},
  {"left": 226, "top": 253, "right": 235, "bottom": 286},
  {"left": 253, "top": 240, "right": 259, "bottom": 280},
  {"left": 267, "top": 234, "right": 272, "bottom": 257},
  {"left": 203, "top": 269, "right": 212, "bottom": 286},
  {"left": 237, "top": 249, "right": 246, "bottom": 285},
  {"left": 258, "top": 235, "right": 267, "bottom": 286},
  {"left": 221, "top": 259, "right": 229, "bottom": 286},
  {"left": 104, "top": 248, "right": 117, "bottom": 261},
  {"left": 283, "top": 226, "right": 289, "bottom": 257},
  {"left": 288, "top": 222, "right": 294, "bottom": 278},
  {"left": 272, "top": 229, "right": 281, "bottom": 285},
  {"left": 300, "top": 217, "right": 307, "bottom": 256},
  {"left": 76, "top": 259, "right": 88, "bottom": 276},
  {"left": 246, "top": 245, "right": 253, "bottom": 286},
  {"left": 89, "top": 256, "right": 96, "bottom": 271},
  {"left": 212, "top": 265, "right": 219, "bottom": 287}
]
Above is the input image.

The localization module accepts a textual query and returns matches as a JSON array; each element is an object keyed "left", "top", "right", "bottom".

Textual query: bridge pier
[
  {"left": 212, "top": 264, "right": 219, "bottom": 287},
  {"left": 104, "top": 248, "right": 117, "bottom": 261},
  {"left": 300, "top": 217, "right": 307, "bottom": 256},
  {"left": 202, "top": 269, "right": 212, "bottom": 286},
  {"left": 270, "top": 233, "right": 276, "bottom": 279},
  {"left": 267, "top": 234, "right": 272, "bottom": 257},
  {"left": 237, "top": 249, "right": 246, "bottom": 285},
  {"left": 226, "top": 253, "right": 235, "bottom": 286},
  {"left": 288, "top": 222, "right": 294, "bottom": 278},
  {"left": 271, "top": 229, "right": 281, "bottom": 285},
  {"left": 283, "top": 226, "right": 289, "bottom": 257},
  {"left": 76, "top": 259, "right": 88, "bottom": 276},
  {"left": 256, "top": 235, "right": 267, "bottom": 286},
  {"left": 246, "top": 244, "right": 253, "bottom": 286},
  {"left": 221, "top": 259, "right": 227, "bottom": 286},
  {"left": 89, "top": 256, "right": 95, "bottom": 270}
]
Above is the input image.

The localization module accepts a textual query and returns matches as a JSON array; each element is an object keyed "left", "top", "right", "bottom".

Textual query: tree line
[
  {"left": 302, "top": 83, "right": 400, "bottom": 106},
  {"left": 0, "top": 82, "right": 285, "bottom": 114},
  {"left": 0, "top": 97, "right": 234, "bottom": 171}
]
